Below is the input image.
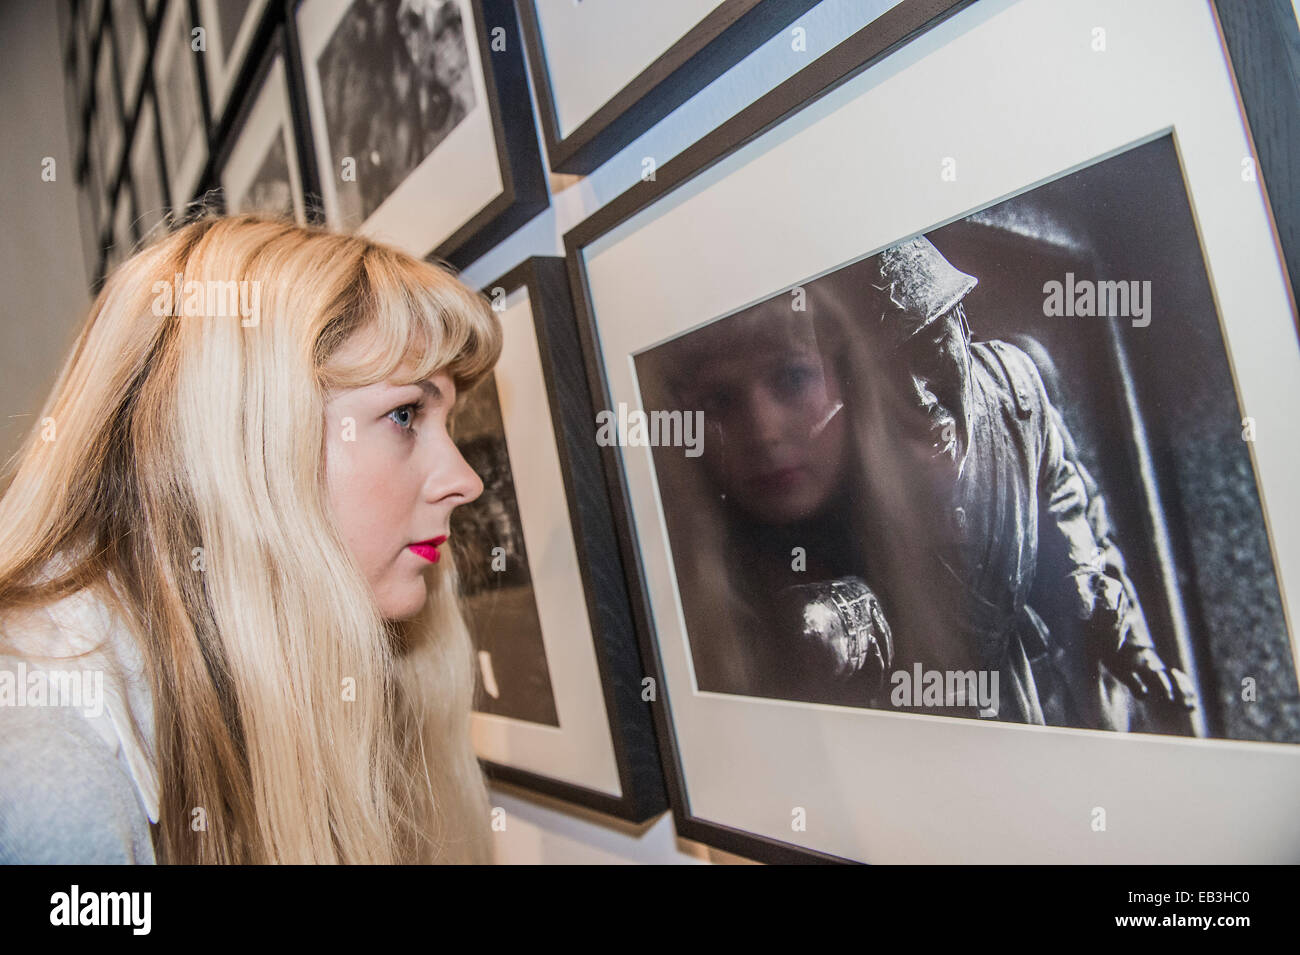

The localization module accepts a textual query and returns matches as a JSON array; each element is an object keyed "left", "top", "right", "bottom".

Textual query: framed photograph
[
  {"left": 217, "top": 33, "right": 307, "bottom": 223},
  {"left": 456, "top": 257, "right": 665, "bottom": 821},
  {"left": 129, "top": 87, "right": 170, "bottom": 238},
  {"left": 292, "top": 0, "right": 546, "bottom": 269},
  {"left": 197, "top": 0, "right": 274, "bottom": 125},
  {"left": 92, "top": 24, "right": 123, "bottom": 189},
  {"left": 109, "top": 0, "right": 148, "bottom": 114},
  {"left": 154, "top": 0, "right": 208, "bottom": 208},
  {"left": 566, "top": 0, "right": 1300, "bottom": 863},
  {"left": 516, "top": 0, "right": 819, "bottom": 174}
]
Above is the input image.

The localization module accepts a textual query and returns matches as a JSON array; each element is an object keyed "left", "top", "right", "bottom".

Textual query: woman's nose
[
  {"left": 742, "top": 386, "right": 787, "bottom": 447},
  {"left": 428, "top": 438, "right": 484, "bottom": 508}
]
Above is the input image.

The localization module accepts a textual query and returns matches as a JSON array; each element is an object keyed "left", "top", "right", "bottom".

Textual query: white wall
[{"left": 0, "top": 0, "right": 91, "bottom": 471}]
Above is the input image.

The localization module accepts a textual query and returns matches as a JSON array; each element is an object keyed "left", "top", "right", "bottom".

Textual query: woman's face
[
  {"left": 687, "top": 343, "right": 846, "bottom": 525},
  {"left": 322, "top": 346, "right": 484, "bottom": 621}
]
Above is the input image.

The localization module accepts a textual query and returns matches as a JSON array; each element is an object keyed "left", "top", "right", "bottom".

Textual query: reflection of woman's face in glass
[{"left": 685, "top": 344, "right": 846, "bottom": 525}]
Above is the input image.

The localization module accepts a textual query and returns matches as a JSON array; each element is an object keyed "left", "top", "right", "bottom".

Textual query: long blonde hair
[{"left": 0, "top": 214, "right": 501, "bottom": 863}]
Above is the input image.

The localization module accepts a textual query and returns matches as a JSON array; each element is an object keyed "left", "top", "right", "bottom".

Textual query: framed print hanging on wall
[
  {"left": 217, "top": 32, "right": 308, "bottom": 223},
  {"left": 566, "top": 0, "right": 1300, "bottom": 863},
  {"left": 292, "top": 0, "right": 546, "bottom": 269},
  {"left": 516, "top": 0, "right": 821, "bottom": 174},
  {"left": 457, "top": 257, "right": 665, "bottom": 821}
]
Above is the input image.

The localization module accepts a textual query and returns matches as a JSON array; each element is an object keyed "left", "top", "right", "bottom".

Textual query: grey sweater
[
  {"left": 0, "top": 701, "right": 156, "bottom": 863},
  {"left": 0, "top": 581, "right": 159, "bottom": 864}
]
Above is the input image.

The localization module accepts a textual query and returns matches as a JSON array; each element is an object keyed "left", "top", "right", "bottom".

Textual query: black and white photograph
[
  {"left": 296, "top": 0, "right": 546, "bottom": 267},
  {"left": 573, "top": 0, "right": 1300, "bottom": 863},
  {"left": 154, "top": 0, "right": 206, "bottom": 207},
  {"left": 218, "top": 48, "right": 307, "bottom": 222},
  {"left": 635, "top": 134, "right": 1293, "bottom": 743},
  {"left": 317, "top": 0, "right": 475, "bottom": 225},
  {"left": 451, "top": 370, "right": 558, "bottom": 727},
  {"left": 463, "top": 261, "right": 663, "bottom": 820}
]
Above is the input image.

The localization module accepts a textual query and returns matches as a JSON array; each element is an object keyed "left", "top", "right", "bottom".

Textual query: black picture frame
[
  {"left": 286, "top": 0, "right": 546, "bottom": 270},
  {"left": 470, "top": 256, "right": 666, "bottom": 822},
  {"left": 516, "top": 0, "right": 820, "bottom": 175},
  {"left": 562, "top": 0, "right": 1300, "bottom": 864}
]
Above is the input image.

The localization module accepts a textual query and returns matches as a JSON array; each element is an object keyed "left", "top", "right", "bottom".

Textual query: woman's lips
[
  {"left": 408, "top": 535, "right": 448, "bottom": 563},
  {"left": 748, "top": 466, "right": 807, "bottom": 493}
]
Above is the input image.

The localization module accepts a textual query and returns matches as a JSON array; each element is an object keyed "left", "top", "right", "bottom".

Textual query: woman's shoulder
[
  {"left": 0, "top": 575, "right": 160, "bottom": 863},
  {"left": 0, "top": 701, "right": 156, "bottom": 864}
]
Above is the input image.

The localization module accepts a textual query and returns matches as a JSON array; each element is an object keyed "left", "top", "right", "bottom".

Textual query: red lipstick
[{"left": 408, "top": 535, "right": 447, "bottom": 563}]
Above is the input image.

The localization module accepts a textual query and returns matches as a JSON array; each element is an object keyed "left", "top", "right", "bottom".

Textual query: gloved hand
[
  {"left": 1070, "top": 568, "right": 1197, "bottom": 710},
  {"left": 784, "top": 577, "right": 893, "bottom": 685}
]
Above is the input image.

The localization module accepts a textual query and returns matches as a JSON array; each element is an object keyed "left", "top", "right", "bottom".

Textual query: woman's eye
[
  {"left": 387, "top": 403, "right": 421, "bottom": 434},
  {"left": 774, "top": 364, "right": 816, "bottom": 397}
]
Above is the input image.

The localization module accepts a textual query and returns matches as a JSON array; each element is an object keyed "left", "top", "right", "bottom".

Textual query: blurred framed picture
[
  {"left": 455, "top": 257, "right": 665, "bottom": 821},
  {"left": 128, "top": 87, "right": 170, "bottom": 238},
  {"left": 217, "top": 32, "right": 307, "bottom": 223},
  {"left": 154, "top": 0, "right": 208, "bottom": 208},
  {"left": 109, "top": 0, "right": 148, "bottom": 114},
  {"left": 91, "top": 24, "right": 123, "bottom": 188},
  {"left": 516, "top": 0, "right": 819, "bottom": 174},
  {"left": 105, "top": 178, "right": 137, "bottom": 272},
  {"left": 566, "top": 0, "right": 1300, "bottom": 863},
  {"left": 292, "top": 0, "right": 545, "bottom": 268},
  {"left": 196, "top": 0, "right": 274, "bottom": 124}
]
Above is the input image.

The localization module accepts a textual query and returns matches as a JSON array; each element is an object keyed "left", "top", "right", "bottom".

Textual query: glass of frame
[{"left": 566, "top": 0, "right": 1300, "bottom": 863}]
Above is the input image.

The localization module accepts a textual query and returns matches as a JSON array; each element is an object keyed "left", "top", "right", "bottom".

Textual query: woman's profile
[{"left": 0, "top": 213, "right": 502, "bottom": 864}]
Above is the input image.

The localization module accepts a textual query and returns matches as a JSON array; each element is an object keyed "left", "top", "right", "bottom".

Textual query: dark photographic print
[
  {"left": 450, "top": 371, "right": 559, "bottom": 726},
  {"left": 635, "top": 134, "right": 1298, "bottom": 744},
  {"left": 316, "top": 0, "right": 477, "bottom": 224}
]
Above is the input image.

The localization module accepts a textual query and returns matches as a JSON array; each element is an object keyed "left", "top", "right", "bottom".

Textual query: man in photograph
[{"left": 836, "top": 237, "right": 1197, "bottom": 730}]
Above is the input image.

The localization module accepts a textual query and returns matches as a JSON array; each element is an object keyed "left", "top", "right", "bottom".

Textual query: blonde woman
[{"left": 0, "top": 214, "right": 501, "bottom": 864}]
